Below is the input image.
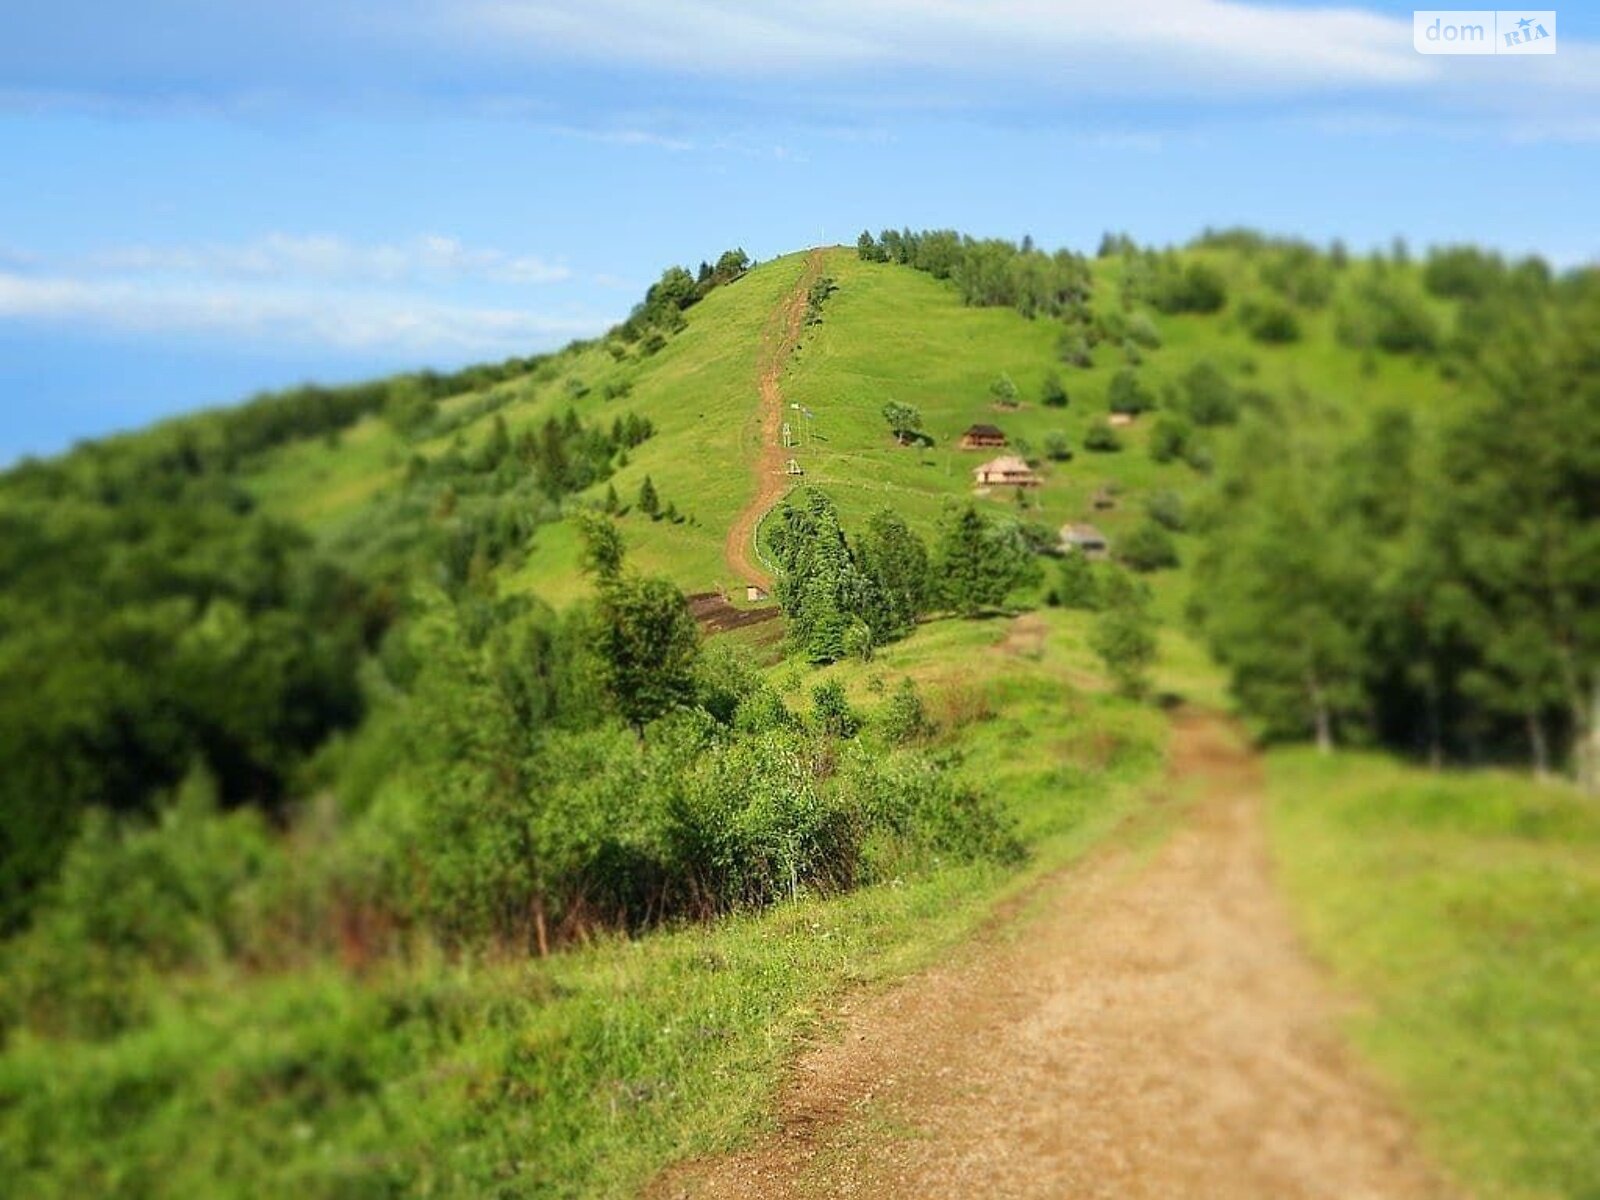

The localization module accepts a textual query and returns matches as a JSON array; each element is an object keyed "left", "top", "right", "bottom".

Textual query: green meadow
[{"left": 1269, "top": 751, "right": 1600, "bottom": 1198}]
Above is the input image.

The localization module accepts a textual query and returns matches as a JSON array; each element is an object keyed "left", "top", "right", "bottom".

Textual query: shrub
[
  {"left": 1043, "top": 430, "right": 1073, "bottom": 462},
  {"left": 1041, "top": 372, "right": 1070, "bottom": 407},
  {"left": 1239, "top": 299, "right": 1301, "bottom": 344},
  {"left": 1153, "top": 261, "right": 1227, "bottom": 314},
  {"left": 1339, "top": 280, "right": 1440, "bottom": 354},
  {"left": 663, "top": 730, "right": 859, "bottom": 909},
  {"left": 880, "top": 678, "right": 936, "bottom": 746},
  {"left": 1148, "top": 416, "right": 1191, "bottom": 464},
  {"left": 847, "top": 756, "right": 1023, "bottom": 874},
  {"left": 1126, "top": 312, "right": 1162, "bottom": 349},
  {"left": 1107, "top": 368, "right": 1156, "bottom": 415},
  {"left": 1058, "top": 332, "right": 1093, "bottom": 369},
  {"left": 1145, "top": 490, "right": 1187, "bottom": 531},
  {"left": 1119, "top": 521, "right": 1180, "bottom": 572},
  {"left": 1181, "top": 360, "right": 1239, "bottom": 426},
  {"left": 989, "top": 374, "right": 1020, "bottom": 407},
  {"left": 1084, "top": 425, "right": 1123, "bottom": 453},
  {"left": 1057, "top": 552, "right": 1101, "bottom": 610},
  {"left": 1090, "top": 570, "right": 1158, "bottom": 698},
  {"left": 1, "top": 768, "right": 276, "bottom": 1039},
  {"left": 811, "top": 679, "right": 860, "bottom": 738}
]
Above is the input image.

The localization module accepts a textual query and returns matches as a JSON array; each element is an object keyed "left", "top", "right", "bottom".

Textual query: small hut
[
  {"left": 1060, "top": 523, "right": 1110, "bottom": 559},
  {"left": 1108, "top": 412, "right": 1136, "bottom": 428},
  {"left": 784, "top": 458, "right": 804, "bottom": 476},
  {"left": 973, "top": 455, "right": 1041, "bottom": 488},
  {"left": 746, "top": 584, "right": 769, "bottom": 603},
  {"left": 960, "top": 423, "right": 1008, "bottom": 451}
]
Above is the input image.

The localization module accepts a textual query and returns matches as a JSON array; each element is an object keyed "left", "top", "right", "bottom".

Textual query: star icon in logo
[{"left": 1517, "top": 16, "right": 1534, "bottom": 30}]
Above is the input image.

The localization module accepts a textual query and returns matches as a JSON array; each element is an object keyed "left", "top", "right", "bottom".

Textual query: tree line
[{"left": 1192, "top": 269, "right": 1599, "bottom": 786}]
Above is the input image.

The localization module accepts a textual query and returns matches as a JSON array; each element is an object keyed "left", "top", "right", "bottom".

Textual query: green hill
[{"left": 1, "top": 229, "right": 1596, "bottom": 1198}]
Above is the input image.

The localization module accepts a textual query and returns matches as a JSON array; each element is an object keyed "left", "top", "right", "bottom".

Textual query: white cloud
[
  {"left": 81, "top": 233, "right": 572, "bottom": 286},
  {"left": 0, "top": 270, "right": 604, "bottom": 354},
  {"left": 458, "top": 0, "right": 1436, "bottom": 93}
]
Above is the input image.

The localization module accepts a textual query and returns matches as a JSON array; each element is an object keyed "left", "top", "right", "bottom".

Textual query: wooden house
[
  {"left": 973, "top": 455, "right": 1041, "bottom": 488},
  {"left": 960, "top": 423, "right": 1008, "bottom": 451}
]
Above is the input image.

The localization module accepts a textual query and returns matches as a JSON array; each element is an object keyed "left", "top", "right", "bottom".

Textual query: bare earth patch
[{"left": 649, "top": 713, "right": 1455, "bottom": 1200}]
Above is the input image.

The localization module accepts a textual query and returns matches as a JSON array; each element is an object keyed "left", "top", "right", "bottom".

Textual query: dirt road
[
  {"left": 651, "top": 713, "right": 1453, "bottom": 1199},
  {"left": 721, "top": 250, "right": 824, "bottom": 590}
]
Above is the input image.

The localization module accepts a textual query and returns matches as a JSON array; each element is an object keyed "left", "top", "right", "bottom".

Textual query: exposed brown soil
[
  {"left": 686, "top": 591, "right": 783, "bottom": 635},
  {"left": 649, "top": 712, "right": 1455, "bottom": 1200},
  {"left": 721, "top": 250, "right": 825, "bottom": 589}
]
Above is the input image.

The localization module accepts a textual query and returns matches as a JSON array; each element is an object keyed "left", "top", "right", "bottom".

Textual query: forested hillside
[{"left": 1, "top": 226, "right": 1595, "bottom": 1197}]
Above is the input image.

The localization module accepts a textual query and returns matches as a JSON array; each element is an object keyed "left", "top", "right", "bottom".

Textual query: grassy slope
[
  {"left": 240, "top": 245, "right": 1475, "bottom": 627},
  {"left": 19, "top": 241, "right": 1573, "bottom": 1195},
  {"left": 1269, "top": 751, "right": 1600, "bottom": 1198},
  {"left": 0, "top": 612, "right": 1165, "bottom": 1199}
]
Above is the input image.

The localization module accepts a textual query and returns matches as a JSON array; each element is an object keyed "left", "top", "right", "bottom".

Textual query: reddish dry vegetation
[{"left": 651, "top": 713, "right": 1455, "bottom": 1200}]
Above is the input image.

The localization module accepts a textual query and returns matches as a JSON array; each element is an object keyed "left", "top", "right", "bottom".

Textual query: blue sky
[{"left": 2, "top": 1, "right": 1597, "bottom": 461}]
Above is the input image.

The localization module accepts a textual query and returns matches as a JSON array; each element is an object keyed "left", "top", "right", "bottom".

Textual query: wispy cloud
[
  {"left": 0, "top": 233, "right": 609, "bottom": 353},
  {"left": 7, "top": 1, "right": 1596, "bottom": 121},
  {"left": 457, "top": 0, "right": 1432, "bottom": 92},
  {"left": 0, "top": 269, "right": 605, "bottom": 354},
  {"left": 77, "top": 233, "right": 572, "bottom": 286}
]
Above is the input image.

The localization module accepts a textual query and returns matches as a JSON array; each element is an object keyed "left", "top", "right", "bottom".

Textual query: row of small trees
[{"left": 768, "top": 490, "right": 1040, "bottom": 663}]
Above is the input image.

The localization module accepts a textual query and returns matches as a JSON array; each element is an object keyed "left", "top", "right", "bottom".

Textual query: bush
[
  {"left": 1153, "top": 261, "right": 1227, "bottom": 314},
  {"left": 1090, "top": 570, "right": 1158, "bottom": 698},
  {"left": 847, "top": 755, "right": 1023, "bottom": 875},
  {"left": 1084, "top": 425, "right": 1123, "bottom": 453},
  {"left": 1339, "top": 280, "right": 1439, "bottom": 354},
  {"left": 1041, "top": 372, "right": 1069, "bottom": 407},
  {"left": 989, "top": 374, "right": 1019, "bottom": 407},
  {"left": 1148, "top": 415, "right": 1191, "bottom": 464},
  {"left": 1058, "top": 331, "right": 1093, "bottom": 369},
  {"left": 1057, "top": 552, "right": 1101, "bottom": 610},
  {"left": 1043, "top": 430, "right": 1073, "bottom": 462},
  {"left": 1181, "top": 360, "right": 1239, "bottom": 426},
  {"left": 880, "top": 678, "right": 936, "bottom": 746},
  {"left": 1239, "top": 299, "right": 1301, "bottom": 344},
  {"left": 1, "top": 768, "right": 276, "bottom": 1039},
  {"left": 1107, "top": 368, "right": 1156, "bottom": 415},
  {"left": 1145, "top": 490, "right": 1187, "bottom": 531},
  {"left": 1118, "top": 521, "right": 1180, "bottom": 572},
  {"left": 1126, "top": 312, "right": 1162, "bottom": 349},
  {"left": 811, "top": 679, "right": 860, "bottom": 738}
]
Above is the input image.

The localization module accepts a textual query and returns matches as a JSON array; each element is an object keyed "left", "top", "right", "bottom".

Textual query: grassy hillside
[
  {"left": 4, "top": 228, "right": 1591, "bottom": 1198},
  {"left": 232, "top": 239, "right": 1486, "bottom": 647}
]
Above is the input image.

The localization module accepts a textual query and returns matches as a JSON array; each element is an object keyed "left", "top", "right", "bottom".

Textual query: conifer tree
[{"left": 637, "top": 475, "right": 660, "bottom": 518}]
